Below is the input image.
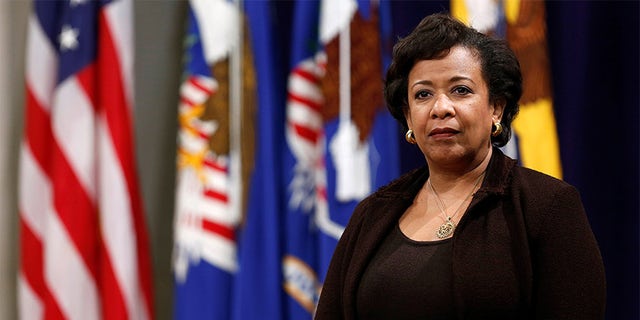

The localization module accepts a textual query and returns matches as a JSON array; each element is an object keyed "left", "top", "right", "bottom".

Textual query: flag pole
[
  {"left": 339, "top": 21, "right": 351, "bottom": 125},
  {"left": 229, "top": 0, "right": 243, "bottom": 225}
]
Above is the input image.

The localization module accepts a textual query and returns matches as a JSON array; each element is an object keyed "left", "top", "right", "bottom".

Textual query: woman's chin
[{"left": 424, "top": 147, "right": 465, "bottom": 165}]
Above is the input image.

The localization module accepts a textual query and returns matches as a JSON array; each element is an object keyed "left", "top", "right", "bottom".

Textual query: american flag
[{"left": 18, "top": 0, "right": 154, "bottom": 319}]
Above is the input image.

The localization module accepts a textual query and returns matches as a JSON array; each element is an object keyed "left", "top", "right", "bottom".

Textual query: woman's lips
[{"left": 429, "top": 127, "right": 459, "bottom": 138}]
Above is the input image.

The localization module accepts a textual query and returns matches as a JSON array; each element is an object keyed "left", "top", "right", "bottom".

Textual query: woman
[{"left": 315, "top": 13, "right": 606, "bottom": 319}]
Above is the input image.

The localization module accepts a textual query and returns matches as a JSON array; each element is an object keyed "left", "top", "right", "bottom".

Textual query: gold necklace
[{"left": 427, "top": 172, "right": 485, "bottom": 239}]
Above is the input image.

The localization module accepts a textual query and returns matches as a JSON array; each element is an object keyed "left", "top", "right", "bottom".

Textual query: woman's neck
[{"left": 427, "top": 147, "right": 492, "bottom": 192}]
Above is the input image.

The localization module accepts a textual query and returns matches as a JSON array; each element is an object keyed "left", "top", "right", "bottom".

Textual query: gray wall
[
  {"left": 134, "top": 1, "right": 186, "bottom": 319},
  {"left": 1, "top": 1, "right": 29, "bottom": 319},
  {"left": 2, "top": 1, "right": 187, "bottom": 319}
]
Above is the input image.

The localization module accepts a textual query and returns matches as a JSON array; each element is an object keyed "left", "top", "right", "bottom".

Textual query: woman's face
[{"left": 405, "top": 46, "right": 504, "bottom": 170}]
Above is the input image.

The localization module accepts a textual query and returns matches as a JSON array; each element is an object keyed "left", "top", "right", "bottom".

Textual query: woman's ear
[{"left": 492, "top": 98, "right": 506, "bottom": 122}]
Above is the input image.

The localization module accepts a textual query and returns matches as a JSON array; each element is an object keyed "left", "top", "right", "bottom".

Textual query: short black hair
[{"left": 384, "top": 13, "right": 522, "bottom": 147}]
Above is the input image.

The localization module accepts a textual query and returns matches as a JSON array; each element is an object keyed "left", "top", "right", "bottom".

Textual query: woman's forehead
[{"left": 408, "top": 47, "right": 483, "bottom": 84}]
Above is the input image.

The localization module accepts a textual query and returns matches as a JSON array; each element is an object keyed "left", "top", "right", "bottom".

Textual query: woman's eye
[
  {"left": 414, "top": 90, "right": 431, "bottom": 99},
  {"left": 453, "top": 86, "right": 472, "bottom": 95}
]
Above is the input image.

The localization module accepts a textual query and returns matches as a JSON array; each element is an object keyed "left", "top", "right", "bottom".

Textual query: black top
[
  {"left": 356, "top": 223, "right": 455, "bottom": 319},
  {"left": 316, "top": 148, "right": 605, "bottom": 319}
]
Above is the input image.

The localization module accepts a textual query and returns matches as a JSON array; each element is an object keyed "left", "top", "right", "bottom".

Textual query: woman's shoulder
[
  {"left": 507, "top": 165, "right": 583, "bottom": 214},
  {"left": 490, "top": 148, "right": 572, "bottom": 194},
  {"left": 511, "top": 165, "right": 575, "bottom": 194},
  {"left": 507, "top": 165, "right": 590, "bottom": 241},
  {"left": 509, "top": 165, "right": 585, "bottom": 219}
]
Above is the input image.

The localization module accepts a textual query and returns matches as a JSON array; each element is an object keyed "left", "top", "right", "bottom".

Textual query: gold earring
[
  {"left": 491, "top": 122, "right": 503, "bottom": 137},
  {"left": 405, "top": 129, "right": 417, "bottom": 144}
]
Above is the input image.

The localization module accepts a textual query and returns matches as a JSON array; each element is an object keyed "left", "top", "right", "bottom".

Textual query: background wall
[
  {"left": 2, "top": 1, "right": 638, "bottom": 320},
  {"left": 133, "top": 2, "right": 186, "bottom": 319},
  {"left": 2, "top": 1, "right": 29, "bottom": 319}
]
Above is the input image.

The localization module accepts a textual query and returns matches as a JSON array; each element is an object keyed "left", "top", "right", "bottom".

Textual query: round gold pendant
[{"left": 436, "top": 221, "right": 455, "bottom": 239}]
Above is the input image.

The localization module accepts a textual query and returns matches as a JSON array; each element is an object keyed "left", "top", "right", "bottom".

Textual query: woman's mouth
[{"left": 429, "top": 127, "right": 459, "bottom": 138}]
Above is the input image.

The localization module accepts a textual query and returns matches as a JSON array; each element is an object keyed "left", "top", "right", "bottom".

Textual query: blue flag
[
  {"left": 173, "top": 2, "right": 244, "bottom": 319},
  {"left": 232, "top": 1, "right": 287, "bottom": 319}
]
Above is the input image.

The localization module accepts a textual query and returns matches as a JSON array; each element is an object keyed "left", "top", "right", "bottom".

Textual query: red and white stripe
[
  {"left": 179, "top": 75, "right": 217, "bottom": 111},
  {"left": 286, "top": 53, "right": 346, "bottom": 240},
  {"left": 174, "top": 154, "right": 237, "bottom": 273},
  {"left": 173, "top": 155, "right": 238, "bottom": 274},
  {"left": 18, "top": 1, "right": 154, "bottom": 319},
  {"left": 173, "top": 72, "right": 238, "bottom": 276},
  {"left": 286, "top": 56, "right": 326, "bottom": 164}
]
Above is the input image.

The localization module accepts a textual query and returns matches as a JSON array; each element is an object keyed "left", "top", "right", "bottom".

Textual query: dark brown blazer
[{"left": 315, "top": 148, "right": 606, "bottom": 319}]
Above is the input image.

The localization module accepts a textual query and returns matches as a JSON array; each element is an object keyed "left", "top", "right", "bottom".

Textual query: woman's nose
[{"left": 431, "top": 94, "right": 455, "bottom": 119}]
